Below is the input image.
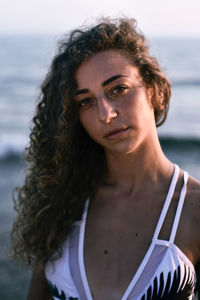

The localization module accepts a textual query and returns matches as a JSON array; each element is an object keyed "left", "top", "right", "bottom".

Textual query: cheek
[
  {"left": 79, "top": 113, "right": 90, "bottom": 129},
  {"left": 124, "top": 97, "right": 154, "bottom": 127},
  {"left": 79, "top": 113, "right": 98, "bottom": 136},
  {"left": 80, "top": 115, "right": 105, "bottom": 146}
]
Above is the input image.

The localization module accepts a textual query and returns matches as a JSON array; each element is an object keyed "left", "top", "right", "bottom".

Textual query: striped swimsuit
[{"left": 45, "top": 165, "right": 197, "bottom": 299}]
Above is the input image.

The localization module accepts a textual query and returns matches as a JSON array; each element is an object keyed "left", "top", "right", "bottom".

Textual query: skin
[
  {"left": 75, "top": 50, "right": 200, "bottom": 299},
  {"left": 27, "top": 50, "right": 200, "bottom": 300},
  {"left": 27, "top": 269, "right": 52, "bottom": 300},
  {"left": 75, "top": 50, "right": 175, "bottom": 194}
]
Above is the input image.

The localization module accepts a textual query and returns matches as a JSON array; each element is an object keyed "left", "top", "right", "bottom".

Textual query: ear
[
  {"left": 158, "top": 91, "right": 165, "bottom": 110},
  {"left": 148, "top": 87, "right": 165, "bottom": 111},
  {"left": 147, "top": 87, "right": 153, "bottom": 99},
  {"left": 147, "top": 87, "right": 154, "bottom": 108}
]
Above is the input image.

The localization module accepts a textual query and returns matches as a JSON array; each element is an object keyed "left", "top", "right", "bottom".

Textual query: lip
[{"left": 104, "top": 127, "right": 130, "bottom": 140}]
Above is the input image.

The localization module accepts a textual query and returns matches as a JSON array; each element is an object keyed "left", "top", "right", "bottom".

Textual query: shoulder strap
[
  {"left": 68, "top": 198, "right": 92, "bottom": 300},
  {"left": 169, "top": 171, "right": 189, "bottom": 243},
  {"left": 152, "top": 164, "right": 180, "bottom": 242}
]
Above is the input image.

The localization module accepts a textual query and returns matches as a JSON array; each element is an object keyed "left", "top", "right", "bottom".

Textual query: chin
[{"left": 105, "top": 140, "right": 140, "bottom": 156}]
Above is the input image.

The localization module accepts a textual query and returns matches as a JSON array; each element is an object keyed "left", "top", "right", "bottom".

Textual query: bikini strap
[
  {"left": 152, "top": 164, "right": 180, "bottom": 242},
  {"left": 169, "top": 170, "right": 189, "bottom": 243}
]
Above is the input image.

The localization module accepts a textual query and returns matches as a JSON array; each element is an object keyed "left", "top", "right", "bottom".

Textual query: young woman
[{"left": 11, "top": 18, "right": 200, "bottom": 300}]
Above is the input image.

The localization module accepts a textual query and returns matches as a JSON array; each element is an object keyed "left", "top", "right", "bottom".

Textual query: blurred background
[{"left": 0, "top": 0, "right": 200, "bottom": 299}]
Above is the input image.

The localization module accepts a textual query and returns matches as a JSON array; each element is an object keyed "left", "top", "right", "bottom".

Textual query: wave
[
  {"left": 0, "top": 147, "right": 25, "bottom": 163},
  {"left": 0, "top": 135, "right": 27, "bottom": 162},
  {"left": 1, "top": 136, "right": 200, "bottom": 163},
  {"left": 160, "top": 136, "right": 200, "bottom": 149},
  {"left": 171, "top": 79, "right": 200, "bottom": 86}
]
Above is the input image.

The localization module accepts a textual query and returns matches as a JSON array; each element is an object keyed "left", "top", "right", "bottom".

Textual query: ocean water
[{"left": 0, "top": 36, "right": 200, "bottom": 299}]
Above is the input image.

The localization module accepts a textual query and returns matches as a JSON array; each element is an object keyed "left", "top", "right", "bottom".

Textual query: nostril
[
  {"left": 99, "top": 110, "right": 118, "bottom": 124},
  {"left": 97, "top": 97, "right": 118, "bottom": 123}
]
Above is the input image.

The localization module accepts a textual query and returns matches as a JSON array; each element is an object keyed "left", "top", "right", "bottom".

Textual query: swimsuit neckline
[{"left": 77, "top": 164, "right": 195, "bottom": 300}]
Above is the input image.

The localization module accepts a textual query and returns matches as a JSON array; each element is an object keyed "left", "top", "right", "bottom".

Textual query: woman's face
[{"left": 75, "top": 50, "right": 156, "bottom": 156}]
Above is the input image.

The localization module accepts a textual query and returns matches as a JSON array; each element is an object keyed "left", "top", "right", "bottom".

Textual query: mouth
[{"left": 104, "top": 127, "right": 130, "bottom": 140}]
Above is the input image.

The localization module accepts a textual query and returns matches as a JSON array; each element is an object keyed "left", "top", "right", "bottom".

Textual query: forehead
[{"left": 75, "top": 50, "right": 141, "bottom": 88}]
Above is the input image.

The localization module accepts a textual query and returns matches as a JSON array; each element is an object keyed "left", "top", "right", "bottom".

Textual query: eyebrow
[
  {"left": 75, "top": 88, "right": 89, "bottom": 96},
  {"left": 75, "top": 74, "right": 127, "bottom": 96},
  {"left": 102, "top": 74, "right": 127, "bottom": 87}
]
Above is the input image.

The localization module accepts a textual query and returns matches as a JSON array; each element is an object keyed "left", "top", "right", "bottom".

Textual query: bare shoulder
[
  {"left": 185, "top": 174, "right": 200, "bottom": 242},
  {"left": 186, "top": 175, "right": 200, "bottom": 281},
  {"left": 27, "top": 268, "right": 52, "bottom": 300},
  {"left": 176, "top": 173, "right": 200, "bottom": 265},
  {"left": 187, "top": 174, "right": 200, "bottom": 204}
]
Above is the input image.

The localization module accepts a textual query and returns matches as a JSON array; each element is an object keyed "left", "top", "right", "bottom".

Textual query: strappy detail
[
  {"left": 152, "top": 164, "right": 189, "bottom": 243},
  {"left": 152, "top": 164, "right": 180, "bottom": 242},
  {"left": 45, "top": 165, "right": 197, "bottom": 300},
  {"left": 169, "top": 170, "right": 189, "bottom": 243}
]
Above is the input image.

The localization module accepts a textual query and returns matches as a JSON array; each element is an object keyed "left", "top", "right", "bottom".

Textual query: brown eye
[
  {"left": 78, "top": 97, "right": 94, "bottom": 108},
  {"left": 111, "top": 85, "right": 129, "bottom": 96}
]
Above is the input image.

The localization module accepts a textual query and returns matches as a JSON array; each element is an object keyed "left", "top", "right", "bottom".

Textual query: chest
[
  {"left": 84, "top": 217, "right": 153, "bottom": 299},
  {"left": 83, "top": 196, "right": 196, "bottom": 300}
]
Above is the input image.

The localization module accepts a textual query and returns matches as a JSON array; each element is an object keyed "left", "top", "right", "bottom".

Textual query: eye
[
  {"left": 78, "top": 97, "right": 94, "bottom": 109},
  {"left": 110, "top": 85, "right": 129, "bottom": 97}
]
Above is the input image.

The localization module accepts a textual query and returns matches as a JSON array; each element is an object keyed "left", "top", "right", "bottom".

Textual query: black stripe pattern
[
  {"left": 140, "top": 265, "right": 195, "bottom": 300},
  {"left": 47, "top": 280, "right": 79, "bottom": 300}
]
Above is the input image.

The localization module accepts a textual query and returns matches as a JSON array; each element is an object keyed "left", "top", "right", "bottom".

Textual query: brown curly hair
[{"left": 11, "top": 17, "right": 171, "bottom": 269}]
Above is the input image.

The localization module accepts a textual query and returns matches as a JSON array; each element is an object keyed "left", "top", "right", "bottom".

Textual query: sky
[{"left": 1, "top": 0, "right": 200, "bottom": 37}]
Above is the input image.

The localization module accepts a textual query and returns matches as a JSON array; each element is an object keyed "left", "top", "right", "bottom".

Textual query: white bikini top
[{"left": 45, "top": 164, "right": 197, "bottom": 300}]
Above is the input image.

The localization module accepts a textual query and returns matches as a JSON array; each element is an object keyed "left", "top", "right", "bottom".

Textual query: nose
[{"left": 97, "top": 96, "right": 118, "bottom": 124}]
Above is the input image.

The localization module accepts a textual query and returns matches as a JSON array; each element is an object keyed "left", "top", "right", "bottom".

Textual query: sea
[{"left": 0, "top": 35, "right": 200, "bottom": 299}]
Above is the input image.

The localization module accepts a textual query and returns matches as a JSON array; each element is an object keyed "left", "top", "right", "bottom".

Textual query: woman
[{"left": 11, "top": 18, "right": 200, "bottom": 299}]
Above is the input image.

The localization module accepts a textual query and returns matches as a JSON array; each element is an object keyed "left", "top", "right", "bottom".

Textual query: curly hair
[{"left": 11, "top": 17, "right": 171, "bottom": 269}]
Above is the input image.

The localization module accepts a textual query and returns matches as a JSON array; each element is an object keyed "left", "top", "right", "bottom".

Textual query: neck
[{"left": 104, "top": 134, "right": 174, "bottom": 193}]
